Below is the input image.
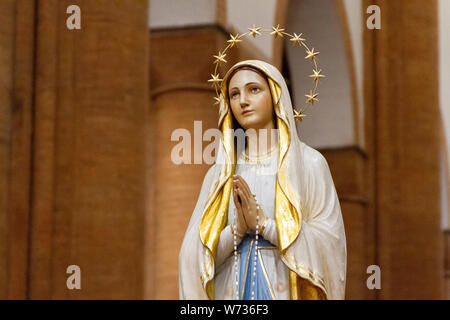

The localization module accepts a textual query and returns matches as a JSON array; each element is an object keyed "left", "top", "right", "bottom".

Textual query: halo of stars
[{"left": 208, "top": 24, "right": 326, "bottom": 122}]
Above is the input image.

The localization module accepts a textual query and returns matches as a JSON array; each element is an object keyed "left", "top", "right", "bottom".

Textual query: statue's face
[{"left": 227, "top": 69, "right": 274, "bottom": 130}]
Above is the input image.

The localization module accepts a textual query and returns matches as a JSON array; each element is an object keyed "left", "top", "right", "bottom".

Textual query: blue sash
[{"left": 238, "top": 234, "right": 276, "bottom": 300}]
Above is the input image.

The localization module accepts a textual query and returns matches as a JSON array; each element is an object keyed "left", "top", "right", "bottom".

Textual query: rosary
[{"left": 232, "top": 196, "right": 260, "bottom": 300}]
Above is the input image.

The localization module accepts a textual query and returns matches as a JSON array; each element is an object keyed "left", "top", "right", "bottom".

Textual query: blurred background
[{"left": 0, "top": 0, "right": 449, "bottom": 299}]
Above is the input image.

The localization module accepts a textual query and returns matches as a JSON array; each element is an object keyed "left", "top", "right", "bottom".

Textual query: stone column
[
  {"left": 27, "top": 0, "right": 149, "bottom": 299},
  {"left": 371, "top": 0, "right": 443, "bottom": 299},
  {"left": 0, "top": 0, "right": 16, "bottom": 299},
  {"left": 0, "top": 0, "right": 38, "bottom": 299}
]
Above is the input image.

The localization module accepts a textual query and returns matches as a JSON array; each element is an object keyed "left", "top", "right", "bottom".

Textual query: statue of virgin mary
[{"left": 179, "top": 60, "right": 347, "bottom": 300}]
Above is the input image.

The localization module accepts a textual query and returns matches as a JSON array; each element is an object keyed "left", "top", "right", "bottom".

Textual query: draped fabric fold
[{"left": 179, "top": 60, "right": 346, "bottom": 300}]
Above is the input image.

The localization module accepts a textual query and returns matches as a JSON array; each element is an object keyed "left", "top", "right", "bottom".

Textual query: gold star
[
  {"left": 289, "top": 33, "right": 305, "bottom": 47},
  {"left": 293, "top": 109, "right": 306, "bottom": 122},
  {"left": 213, "top": 51, "right": 227, "bottom": 64},
  {"left": 309, "top": 69, "right": 325, "bottom": 83},
  {"left": 208, "top": 74, "right": 222, "bottom": 87},
  {"left": 305, "top": 90, "right": 319, "bottom": 104},
  {"left": 248, "top": 25, "right": 262, "bottom": 38},
  {"left": 270, "top": 24, "right": 285, "bottom": 38},
  {"left": 227, "top": 34, "right": 242, "bottom": 47},
  {"left": 305, "top": 48, "right": 320, "bottom": 61}
]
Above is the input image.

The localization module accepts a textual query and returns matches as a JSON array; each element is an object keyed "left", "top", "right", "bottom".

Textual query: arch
[{"left": 279, "top": 0, "right": 361, "bottom": 149}]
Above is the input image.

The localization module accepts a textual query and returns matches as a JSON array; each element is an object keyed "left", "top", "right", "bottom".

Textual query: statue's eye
[
  {"left": 230, "top": 92, "right": 239, "bottom": 99},
  {"left": 251, "top": 87, "right": 260, "bottom": 93}
]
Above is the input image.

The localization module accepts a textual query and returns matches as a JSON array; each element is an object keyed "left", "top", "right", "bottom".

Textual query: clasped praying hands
[{"left": 232, "top": 175, "right": 267, "bottom": 237}]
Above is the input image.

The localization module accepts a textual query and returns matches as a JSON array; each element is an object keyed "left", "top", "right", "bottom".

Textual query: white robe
[{"left": 214, "top": 147, "right": 291, "bottom": 299}]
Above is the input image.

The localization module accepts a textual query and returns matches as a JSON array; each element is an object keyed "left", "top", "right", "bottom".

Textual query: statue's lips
[{"left": 242, "top": 109, "right": 254, "bottom": 116}]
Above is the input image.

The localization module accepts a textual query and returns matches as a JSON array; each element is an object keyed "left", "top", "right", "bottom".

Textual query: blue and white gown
[{"left": 214, "top": 146, "right": 290, "bottom": 300}]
